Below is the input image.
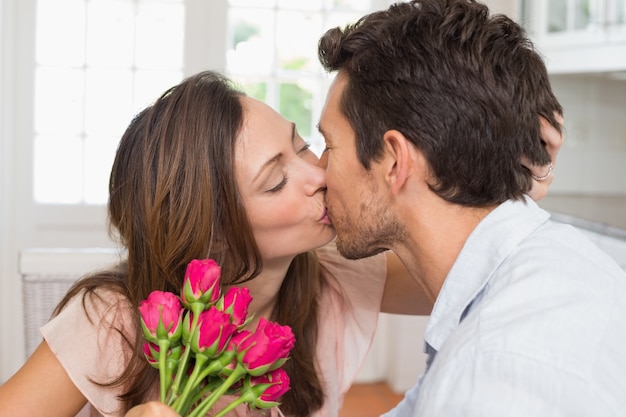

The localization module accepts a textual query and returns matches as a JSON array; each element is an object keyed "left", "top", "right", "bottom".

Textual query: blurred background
[{"left": 1, "top": 0, "right": 625, "bottom": 388}]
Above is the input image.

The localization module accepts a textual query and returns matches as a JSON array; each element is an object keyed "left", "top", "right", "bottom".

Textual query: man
[{"left": 317, "top": 0, "right": 626, "bottom": 415}]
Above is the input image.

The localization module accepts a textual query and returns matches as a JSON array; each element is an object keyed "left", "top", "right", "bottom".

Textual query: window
[
  {"left": 23, "top": 0, "right": 388, "bottom": 243},
  {"left": 33, "top": 0, "right": 184, "bottom": 205},
  {"left": 225, "top": 0, "right": 380, "bottom": 154}
]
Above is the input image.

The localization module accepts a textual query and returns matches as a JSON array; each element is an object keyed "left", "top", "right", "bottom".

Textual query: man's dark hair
[{"left": 318, "top": 0, "right": 563, "bottom": 206}]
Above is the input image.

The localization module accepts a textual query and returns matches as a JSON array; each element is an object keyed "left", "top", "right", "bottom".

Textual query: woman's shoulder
[
  {"left": 40, "top": 273, "right": 137, "bottom": 416},
  {"left": 44, "top": 272, "right": 135, "bottom": 346}
]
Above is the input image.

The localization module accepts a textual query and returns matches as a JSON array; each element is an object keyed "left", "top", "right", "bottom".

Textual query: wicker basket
[{"left": 19, "top": 249, "right": 122, "bottom": 358}]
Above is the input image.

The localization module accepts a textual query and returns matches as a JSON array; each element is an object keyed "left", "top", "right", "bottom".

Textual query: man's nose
[{"left": 318, "top": 151, "right": 329, "bottom": 169}]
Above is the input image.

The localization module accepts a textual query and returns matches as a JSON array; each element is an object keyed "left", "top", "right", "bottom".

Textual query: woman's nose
[{"left": 303, "top": 160, "right": 327, "bottom": 196}]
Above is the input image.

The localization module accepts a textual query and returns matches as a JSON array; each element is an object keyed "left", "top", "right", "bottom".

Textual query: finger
[
  {"left": 520, "top": 155, "right": 553, "bottom": 181},
  {"left": 539, "top": 113, "right": 564, "bottom": 165}
]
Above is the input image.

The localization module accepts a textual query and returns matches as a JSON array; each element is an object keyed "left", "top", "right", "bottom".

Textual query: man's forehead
[{"left": 318, "top": 75, "right": 348, "bottom": 140}]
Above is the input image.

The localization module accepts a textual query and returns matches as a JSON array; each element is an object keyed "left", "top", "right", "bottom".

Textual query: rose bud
[
  {"left": 249, "top": 368, "right": 291, "bottom": 408},
  {"left": 181, "top": 259, "right": 222, "bottom": 308},
  {"left": 190, "top": 306, "right": 237, "bottom": 358},
  {"left": 139, "top": 290, "right": 183, "bottom": 344},
  {"left": 221, "top": 287, "right": 252, "bottom": 327},
  {"left": 234, "top": 318, "right": 295, "bottom": 376},
  {"left": 143, "top": 342, "right": 160, "bottom": 368}
]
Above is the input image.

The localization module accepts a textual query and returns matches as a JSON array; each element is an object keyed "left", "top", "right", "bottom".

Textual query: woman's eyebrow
[{"left": 252, "top": 123, "right": 295, "bottom": 183}]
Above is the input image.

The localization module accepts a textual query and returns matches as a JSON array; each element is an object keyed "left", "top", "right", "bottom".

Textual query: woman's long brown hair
[{"left": 53, "top": 71, "right": 324, "bottom": 416}]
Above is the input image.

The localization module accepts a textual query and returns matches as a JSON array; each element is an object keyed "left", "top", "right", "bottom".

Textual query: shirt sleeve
[
  {"left": 41, "top": 289, "right": 136, "bottom": 417},
  {"left": 313, "top": 240, "right": 387, "bottom": 416}
]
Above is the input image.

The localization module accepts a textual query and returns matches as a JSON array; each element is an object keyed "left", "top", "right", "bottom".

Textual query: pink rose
[
  {"left": 181, "top": 259, "right": 221, "bottom": 308},
  {"left": 190, "top": 306, "right": 237, "bottom": 358},
  {"left": 217, "top": 330, "right": 250, "bottom": 378},
  {"left": 250, "top": 368, "right": 291, "bottom": 403},
  {"left": 222, "top": 287, "right": 252, "bottom": 327},
  {"left": 143, "top": 341, "right": 183, "bottom": 368},
  {"left": 143, "top": 342, "right": 160, "bottom": 367},
  {"left": 234, "top": 318, "right": 295, "bottom": 376},
  {"left": 139, "top": 290, "right": 183, "bottom": 343}
]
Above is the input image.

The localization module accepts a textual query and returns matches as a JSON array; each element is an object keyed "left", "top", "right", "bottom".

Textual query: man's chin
[{"left": 335, "top": 236, "right": 386, "bottom": 260}]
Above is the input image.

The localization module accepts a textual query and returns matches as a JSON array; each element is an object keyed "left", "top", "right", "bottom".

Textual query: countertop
[{"left": 538, "top": 194, "right": 626, "bottom": 240}]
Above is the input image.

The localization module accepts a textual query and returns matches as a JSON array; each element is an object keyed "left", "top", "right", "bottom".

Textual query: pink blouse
[{"left": 41, "top": 241, "right": 386, "bottom": 417}]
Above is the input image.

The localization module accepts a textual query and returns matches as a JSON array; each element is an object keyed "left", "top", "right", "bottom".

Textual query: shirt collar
[{"left": 424, "top": 195, "right": 550, "bottom": 351}]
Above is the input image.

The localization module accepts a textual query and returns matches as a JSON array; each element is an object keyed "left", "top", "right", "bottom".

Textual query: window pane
[
  {"left": 276, "top": 11, "right": 323, "bottom": 72},
  {"left": 36, "top": 0, "right": 85, "bottom": 66},
  {"left": 229, "top": 0, "right": 276, "bottom": 7},
  {"left": 327, "top": 0, "right": 373, "bottom": 10},
  {"left": 85, "top": 68, "right": 134, "bottom": 136},
  {"left": 324, "top": 10, "right": 368, "bottom": 30},
  {"left": 277, "top": 0, "right": 323, "bottom": 10},
  {"left": 278, "top": 81, "right": 314, "bottom": 138},
  {"left": 84, "top": 136, "right": 119, "bottom": 204},
  {"left": 86, "top": 0, "right": 135, "bottom": 67},
  {"left": 133, "top": 69, "right": 183, "bottom": 113},
  {"left": 573, "top": 0, "right": 592, "bottom": 30},
  {"left": 135, "top": 1, "right": 185, "bottom": 68},
  {"left": 236, "top": 78, "right": 268, "bottom": 102},
  {"left": 227, "top": 0, "right": 375, "bottom": 156},
  {"left": 33, "top": 0, "right": 185, "bottom": 206},
  {"left": 227, "top": 9, "right": 275, "bottom": 75},
  {"left": 548, "top": 0, "right": 568, "bottom": 32},
  {"left": 34, "top": 67, "right": 84, "bottom": 135},
  {"left": 34, "top": 135, "right": 83, "bottom": 204}
]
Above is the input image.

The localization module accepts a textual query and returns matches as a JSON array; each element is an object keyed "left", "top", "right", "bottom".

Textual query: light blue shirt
[{"left": 383, "top": 196, "right": 626, "bottom": 416}]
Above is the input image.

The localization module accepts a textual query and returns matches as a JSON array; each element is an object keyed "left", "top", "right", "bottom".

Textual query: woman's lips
[{"left": 319, "top": 207, "right": 333, "bottom": 225}]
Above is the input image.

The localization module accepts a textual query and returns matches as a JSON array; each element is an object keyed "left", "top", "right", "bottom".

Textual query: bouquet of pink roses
[{"left": 139, "top": 259, "right": 295, "bottom": 417}]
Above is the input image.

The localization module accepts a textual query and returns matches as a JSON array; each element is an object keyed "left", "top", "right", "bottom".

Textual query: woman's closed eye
[
  {"left": 297, "top": 141, "right": 311, "bottom": 155},
  {"left": 267, "top": 175, "right": 288, "bottom": 193}
]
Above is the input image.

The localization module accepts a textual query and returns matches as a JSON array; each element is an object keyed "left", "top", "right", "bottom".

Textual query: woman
[{"left": 0, "top": 71, "right": 561, "bottom": 417}]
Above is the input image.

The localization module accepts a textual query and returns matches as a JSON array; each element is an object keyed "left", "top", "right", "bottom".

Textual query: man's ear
[{"left": 382, "top": 129, "right": 415, "bottom": 196}]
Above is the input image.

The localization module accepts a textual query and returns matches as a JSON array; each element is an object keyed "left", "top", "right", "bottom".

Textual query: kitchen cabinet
[{"left": 523, "top": 0, "right": 626, "bottom": 73}]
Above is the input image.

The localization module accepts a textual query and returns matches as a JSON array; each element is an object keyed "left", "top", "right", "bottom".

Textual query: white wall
[
  {"left": 549, "top": 74, "right": 626, "bottom": 195},
  {"left": 0, "top": 0, "right": 22, "bottom": 383}
]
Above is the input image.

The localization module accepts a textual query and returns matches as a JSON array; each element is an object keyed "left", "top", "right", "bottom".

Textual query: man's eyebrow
[{"left": 316, "top": 123, "right": 328, "bottom": 140}]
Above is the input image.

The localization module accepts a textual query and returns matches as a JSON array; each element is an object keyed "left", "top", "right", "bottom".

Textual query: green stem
[
  {"left": 189, "top": 379, "right": 220, "bottom": 405},
  {"left": 195, "top": 355, "right": 231, "bottom": 382},
  {"left": 195, "top": 360, "right": 224, "bottom": 380},
  {"left": 167, "top": 344, "right": 191, "bottom": 405},
  {"left": 187, "top": 364, "right": 247, "bottom": 417},
  {"left": 157, "top": 339, "right": 171, "bottom": 403},
  {"left": 172, "top": 354, "right": 209, "bottom": 415},
  {"left": 212, "top": 391, "right": 256, "bottom": 417},
  {"left": 168, "top": 304, "right": 203, "bottom": 405}
]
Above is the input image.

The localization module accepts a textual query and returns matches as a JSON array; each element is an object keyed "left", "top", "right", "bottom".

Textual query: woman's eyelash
[
  {"left": 298, "top": 142, "right": 311, "bottom": 154},
  {"left": 267, "top": 175, "right": 288, "bottom": 193},
  {"left": 266, "top": 142, "right": 307, "bottom": 193}
]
